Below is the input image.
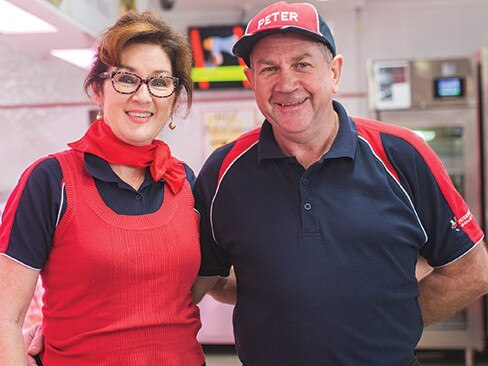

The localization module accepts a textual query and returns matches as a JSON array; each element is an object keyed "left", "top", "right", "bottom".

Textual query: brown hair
[{"left": 84, "top": 9, "right": 193, "bottom": 113}]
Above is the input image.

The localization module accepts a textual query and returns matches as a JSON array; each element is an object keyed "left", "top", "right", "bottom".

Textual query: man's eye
[{"left": 261, "top": 66, "right": 276, "bottom": 73}]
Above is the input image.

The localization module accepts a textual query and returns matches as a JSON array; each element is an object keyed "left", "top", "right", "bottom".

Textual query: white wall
[
  {"left": 2, "top": 0, "right": 488, "bottom": 200},
  {"left": 165, "top": 89, "right": 261, "bottom": 174},
  {"left": 0, "top": 42, "right": 91, "bottom": 200}
]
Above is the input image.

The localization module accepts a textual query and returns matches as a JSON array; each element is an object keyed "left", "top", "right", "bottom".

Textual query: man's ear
[
  {"left": 244, "top": 68, "right": 254, "bottom": 91},
  {"left": 330, "top": 55, "right": 343, "bottom": 95}
]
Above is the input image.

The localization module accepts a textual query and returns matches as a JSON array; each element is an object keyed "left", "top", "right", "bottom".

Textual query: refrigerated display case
[
  {"left": 368, "top": 57, "right": 483, "bottom": 366},
  {"left": 480, "top": 46, "right": 488, "bottom": 264}
]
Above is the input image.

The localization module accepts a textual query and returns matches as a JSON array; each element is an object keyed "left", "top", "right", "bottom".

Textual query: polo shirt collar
[
  {"left": 257, "top": 100, "right": 358, "bottom": 163},
  {"left": 326, "top": 100, "right": 357, "bottom": 160},
  {"left": 84, "top": 153, "right": 156, "bottom": 191},
  {"left": 257, "top": 121, "right": 289, "bottom": 161}
]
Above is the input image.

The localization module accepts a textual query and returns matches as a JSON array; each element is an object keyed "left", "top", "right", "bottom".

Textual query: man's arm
[
  {"left": 418, "top": 241, "right": 488, "bottom": 326},
  {"left": 192, "top": 268, "right": 237, "bottom": 305}
]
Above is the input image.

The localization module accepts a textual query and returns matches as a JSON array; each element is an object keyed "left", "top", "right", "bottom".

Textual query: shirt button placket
[{"left": 300, "top": 175, "right": 318, "bottom": 233}]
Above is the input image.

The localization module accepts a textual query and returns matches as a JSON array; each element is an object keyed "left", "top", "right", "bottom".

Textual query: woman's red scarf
[{"left": 68, "top": 120, "right": 185, "bottom": 194}]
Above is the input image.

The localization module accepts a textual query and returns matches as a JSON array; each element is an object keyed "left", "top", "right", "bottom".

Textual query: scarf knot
[{"left": 68, "top": 120, "right": 186, "bottom": 194}]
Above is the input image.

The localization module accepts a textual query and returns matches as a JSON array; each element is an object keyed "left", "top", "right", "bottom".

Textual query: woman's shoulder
[{"left": 23, "top": 156, "right": 63, "bottom": 187}]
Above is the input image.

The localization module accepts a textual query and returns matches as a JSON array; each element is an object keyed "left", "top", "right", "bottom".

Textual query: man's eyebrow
[
  {"left": 254, "top": 52, "right": 314, "bottom": 65},
  {"left": 290, "top": 53, "right": 313, "bottom": 62}
]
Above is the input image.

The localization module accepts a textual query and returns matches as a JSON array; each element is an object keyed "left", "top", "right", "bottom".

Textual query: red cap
[{"left": 233, "top": 1, "right": 336, "bottom": 66}]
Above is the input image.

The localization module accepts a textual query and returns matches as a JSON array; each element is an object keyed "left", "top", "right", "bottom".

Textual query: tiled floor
[
  {"left": 203, "top": 346, "right": 488, "bottom": 366},
  {"left": 203, "top": 345, "right": 240, "bottom": 366},
  {"left": 415, "top": 350, "right": 488, "bottom": 366}
]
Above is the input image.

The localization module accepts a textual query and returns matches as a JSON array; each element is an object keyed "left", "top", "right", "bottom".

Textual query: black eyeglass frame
[{"left": 99, "top": 70, "right": 179, "bottom": 98}]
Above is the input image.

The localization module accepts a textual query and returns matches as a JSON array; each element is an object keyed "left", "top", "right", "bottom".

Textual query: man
[
  {"left": 26, "top": 2, "right": 488, "bottom": 366},
  {"left": 192, "top": 1, "right": 488, "bottom": 365}
]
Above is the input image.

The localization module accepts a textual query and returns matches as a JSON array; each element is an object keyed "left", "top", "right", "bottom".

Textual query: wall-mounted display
[
  {"left": 434, "top": 77, "right": 465, "bottom": 98},
  {"left": 189, "top": 25, "right": 250, "bottom": 90}
]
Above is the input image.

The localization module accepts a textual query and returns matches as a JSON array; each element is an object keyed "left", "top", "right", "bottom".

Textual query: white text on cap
[{"left": 257, "top": 11, "right": 299, "bottom": 30}]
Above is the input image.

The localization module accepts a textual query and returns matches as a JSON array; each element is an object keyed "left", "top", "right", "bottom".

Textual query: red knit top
[{"left": 39, "top": 150, "right": 205, "bottom": 366}]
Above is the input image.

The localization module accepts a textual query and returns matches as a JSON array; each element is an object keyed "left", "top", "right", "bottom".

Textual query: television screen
[{"left": 189, "top": 25, "right": 250, "bottom": 90}]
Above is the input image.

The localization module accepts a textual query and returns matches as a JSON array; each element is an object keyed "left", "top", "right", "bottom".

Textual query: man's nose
[{"left": 274, "top": 68, "right": 299, "bottom": 93}]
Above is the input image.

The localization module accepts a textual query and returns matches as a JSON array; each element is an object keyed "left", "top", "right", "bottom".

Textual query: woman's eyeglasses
[{"left": 99, "top": 71, "right": 179, "bottom": 98}]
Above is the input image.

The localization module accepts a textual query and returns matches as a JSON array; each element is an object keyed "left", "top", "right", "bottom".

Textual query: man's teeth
[
  {"left": 277, "top": 99, "right": 305, "bottom": 106},
  {"left": 127, "top": 112, "right": 153, "bottom": 117}
]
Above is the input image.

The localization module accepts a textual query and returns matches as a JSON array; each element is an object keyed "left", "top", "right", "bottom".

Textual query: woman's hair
[{"left": 84, "top": 9, "right": 193, "bottom": 113}]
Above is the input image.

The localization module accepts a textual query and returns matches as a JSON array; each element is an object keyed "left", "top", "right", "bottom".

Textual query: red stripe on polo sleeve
[
  {"left": 217, "top": 127, "right": 261, "bottom": 185},
  {"left": 355, "top": 117, "right": 483, "bottom": 244}
]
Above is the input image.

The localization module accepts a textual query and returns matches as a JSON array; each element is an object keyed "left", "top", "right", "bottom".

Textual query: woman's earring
[
  {"left": 96, "top": 109, "right": 103, "bottom": 121},
  {"left": 168, "top": 120, "right": 176, "bottom": 130}
]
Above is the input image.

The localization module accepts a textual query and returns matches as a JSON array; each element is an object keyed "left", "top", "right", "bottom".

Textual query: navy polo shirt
[
  {"left": 0, "top": 153, "right": 195, "bottom": 269},
  {"left": 194, "top": 101, "right": 483, "bottom": 366}
]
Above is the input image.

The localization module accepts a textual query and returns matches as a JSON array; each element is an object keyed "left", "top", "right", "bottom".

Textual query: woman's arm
[
  {"left": 0, "top": 255, "right": 39, "bottom": 365},
  {"left": 206, "top": 268, "right": 237, "bottom": 305},
  {"left": 192, "top": 268, "right": 237, "bottom": 305},
  {"left": 192, "top": 276, "right": 220, "bottom": 304}
]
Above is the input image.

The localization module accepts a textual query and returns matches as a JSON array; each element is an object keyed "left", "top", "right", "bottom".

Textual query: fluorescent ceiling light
[
  {"left": 0, "top": 0, "right": 58, "bottom": 34},
  {"left": 50, "top": 49, "right": 95, "bottom": 69}
]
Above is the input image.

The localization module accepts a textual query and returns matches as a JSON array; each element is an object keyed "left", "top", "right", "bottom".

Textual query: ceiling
[
  {"left": 0, "top": 0, "right": 96, "bottom": 64},
  {"left": 170, "top": 0, "right": 337, "bottom": 11},
  {"left": 160, "top": 0, "right": 433, "bottom": 12},
  {"left": 0, "top": 0, "right": 347, "bottom": 69},
  {"left": 0, "top": 0, "right": 446, "bottom": 70}
]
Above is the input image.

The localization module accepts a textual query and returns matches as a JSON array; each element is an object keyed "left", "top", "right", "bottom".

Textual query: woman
[{"left": 0, "top": 10, "right": 205, "bottom": 366}]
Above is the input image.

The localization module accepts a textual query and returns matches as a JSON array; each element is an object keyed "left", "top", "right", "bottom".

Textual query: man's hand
[{"left": 23, "top": 322, "right": 43, "bottom": 366}]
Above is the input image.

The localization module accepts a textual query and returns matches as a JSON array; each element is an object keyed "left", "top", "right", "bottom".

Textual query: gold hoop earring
[
  {"left": 96, "top": 109, "right": 103, "bottom": 121},
  {"left": 168, "top": 120, "right": 176, "bottom": 130}
]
